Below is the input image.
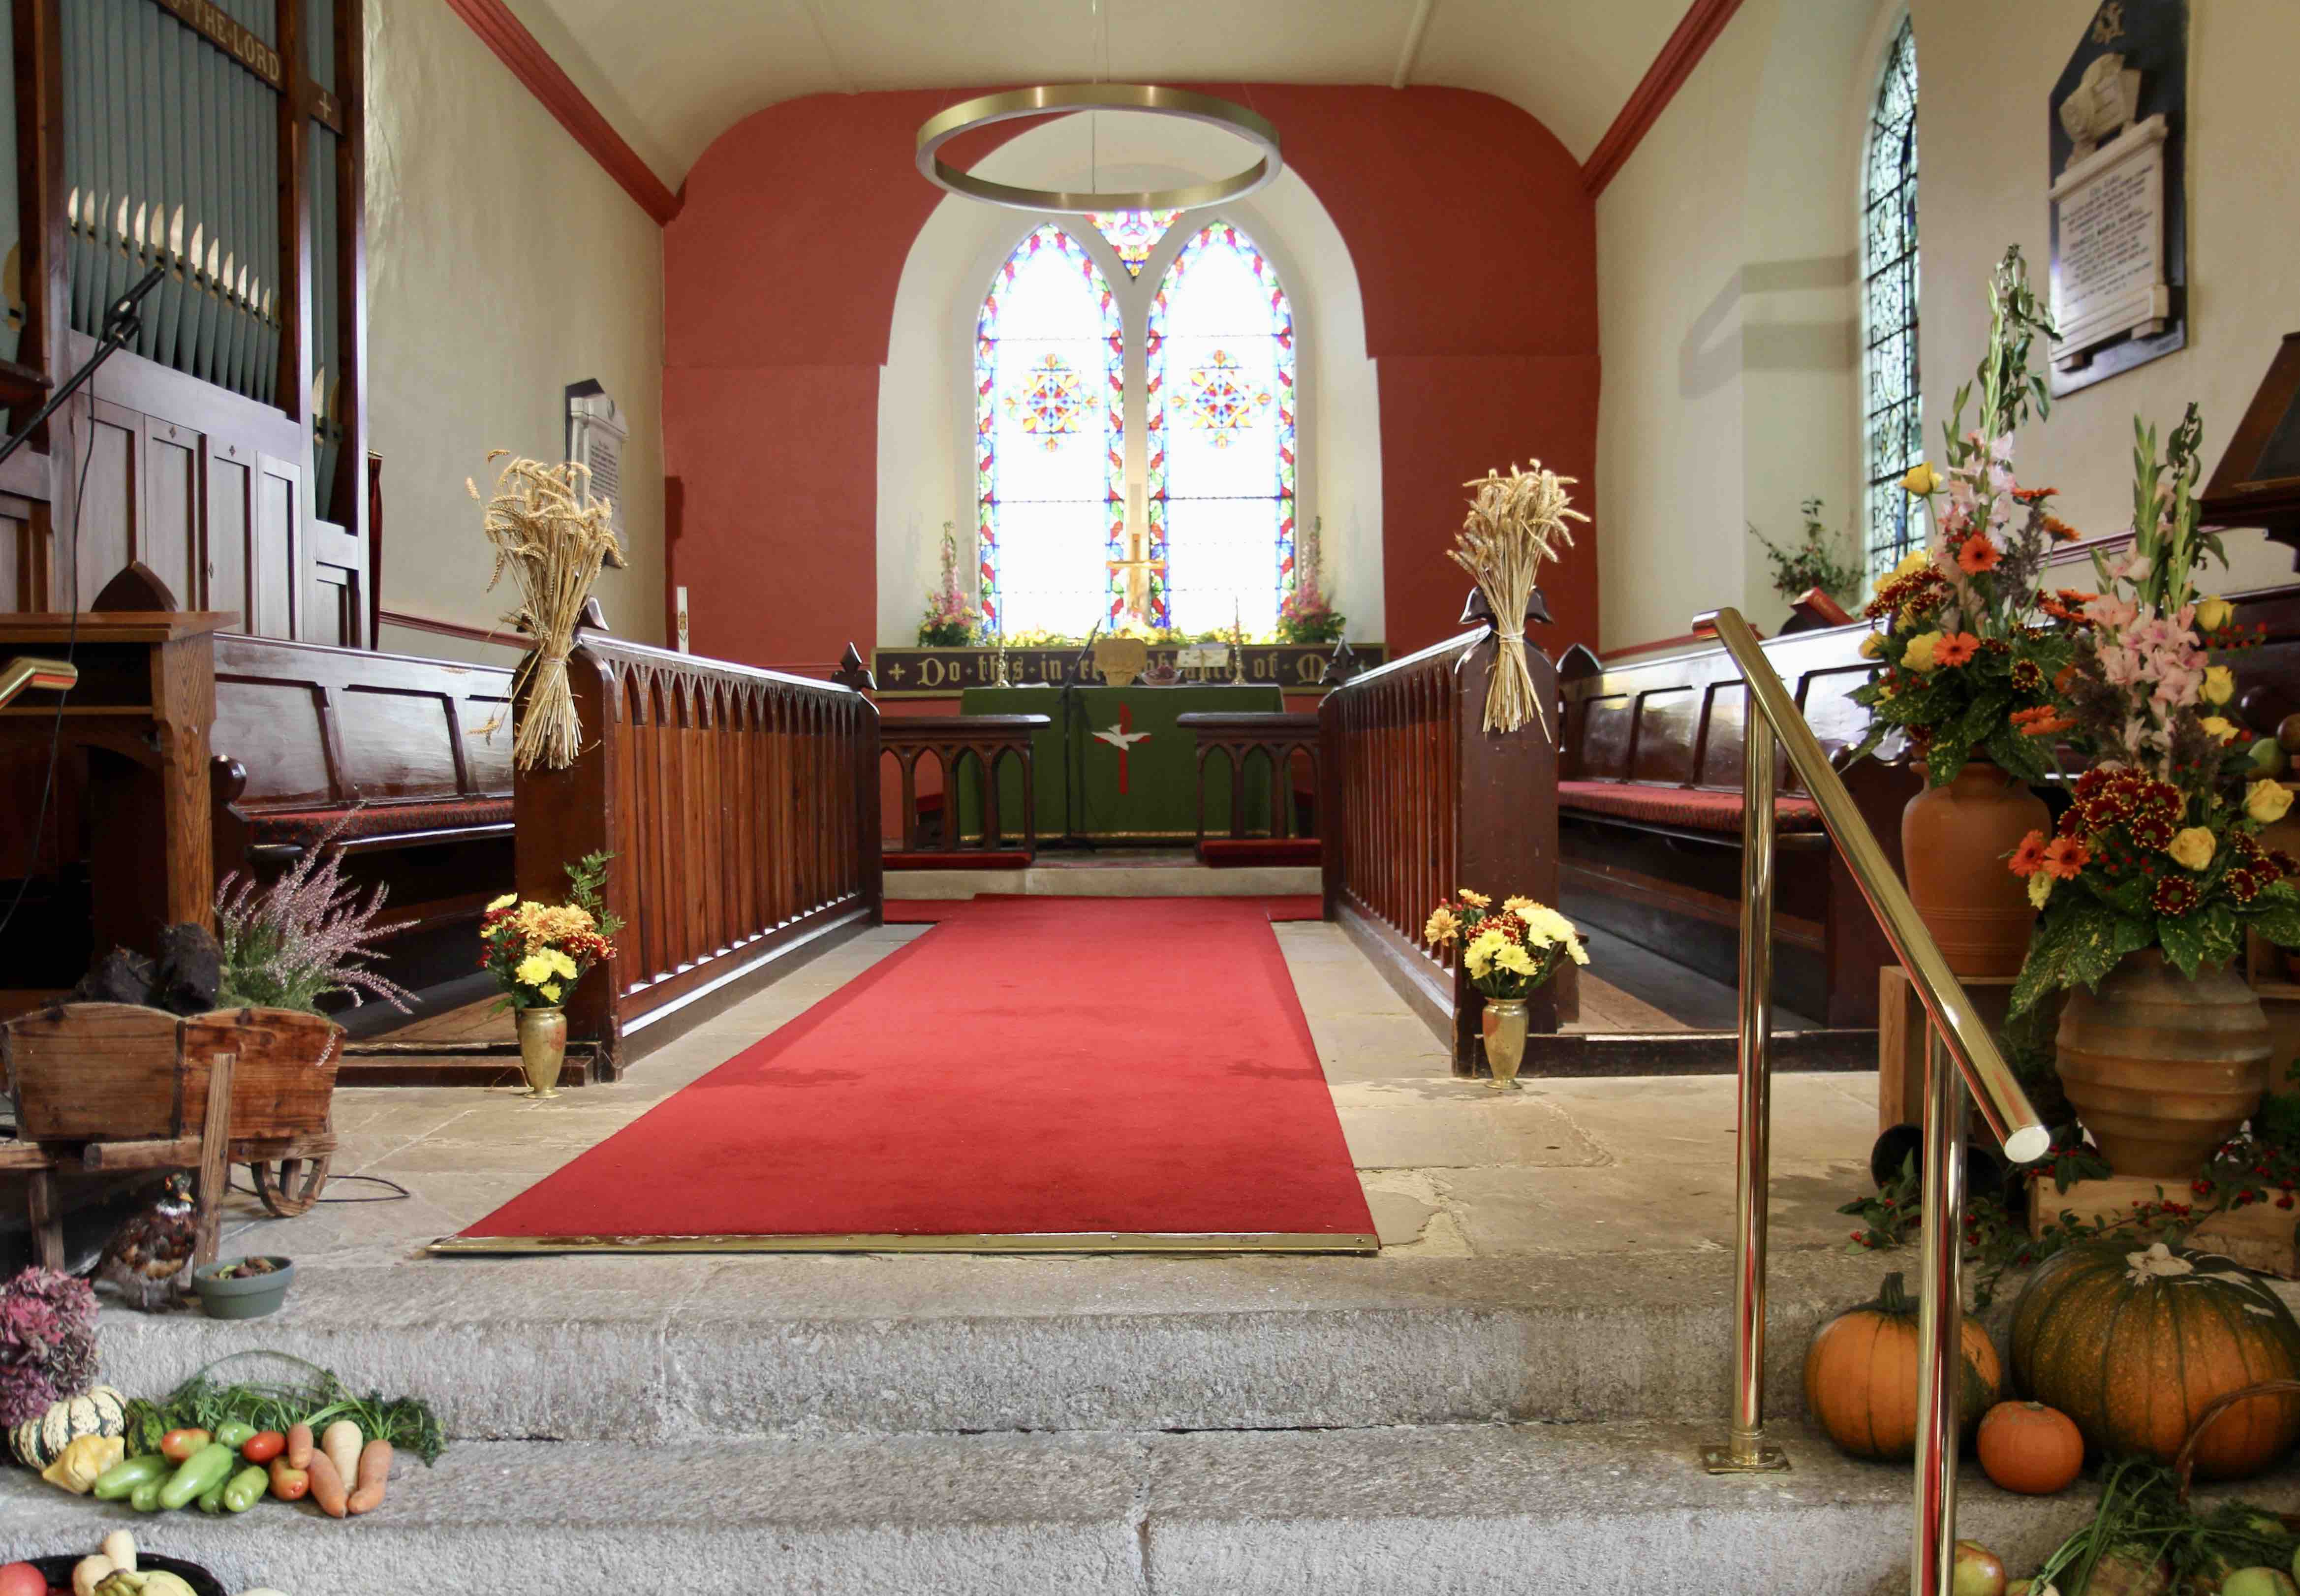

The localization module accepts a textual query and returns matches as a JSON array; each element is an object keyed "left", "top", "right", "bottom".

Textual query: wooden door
[
  {"left": 305, "top": 517, "right": 365, "bottom": 648},
  {"left": 252, "top": 452, "right": 303, "bottom": 642}
]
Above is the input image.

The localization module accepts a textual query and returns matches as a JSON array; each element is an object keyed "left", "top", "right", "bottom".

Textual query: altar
[{"left": 957, "top": 683, "right": 1287, "bottom": 843}]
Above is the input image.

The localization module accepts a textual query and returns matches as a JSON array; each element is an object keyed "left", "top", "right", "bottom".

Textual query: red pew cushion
[
  {"left": 1557, "top": 780, "right": 1822, "bottom": 834},
  {"left": 248, "top": 797, "right": 515, "bottom": 851}
]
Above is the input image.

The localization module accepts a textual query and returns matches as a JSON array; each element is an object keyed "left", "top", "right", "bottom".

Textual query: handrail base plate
[{"left": 1698, "top": 1442, "right": 1791, "bottom": 1475}]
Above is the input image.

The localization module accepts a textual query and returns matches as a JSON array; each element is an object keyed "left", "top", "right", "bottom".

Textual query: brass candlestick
[{"left": 1228, "top": 600, "right": 1247, "bottom": 685}]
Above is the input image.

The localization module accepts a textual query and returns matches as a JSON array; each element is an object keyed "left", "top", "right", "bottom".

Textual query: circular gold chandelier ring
[{"left": 916, "top": 84, "right": 1282, "bottom": 214}]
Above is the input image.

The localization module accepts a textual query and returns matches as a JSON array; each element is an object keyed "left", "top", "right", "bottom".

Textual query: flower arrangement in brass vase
[
  {"left": 469, "top": 452, "right": 626, "bottom": 773},
  {"left": 1850, "top": 246, "right": 2077, "bottom": 788},
  {"left": 1450, "top": 462, "right": 1585, "bottom": 738},
  {"left": 479, "top": 852, "right": 624, "bottom": 1097},
  {"left": 1422, "top": 889, "right": 1588, "bottom": 1090}
]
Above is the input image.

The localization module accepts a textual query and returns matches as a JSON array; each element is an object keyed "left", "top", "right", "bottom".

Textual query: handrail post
[
  {"left": 1703, "top": 694, "right": 1789, "bottom": 1473},
  {"left": 1911, "top": 1029, "right": 1967, "bottom": 1595}
]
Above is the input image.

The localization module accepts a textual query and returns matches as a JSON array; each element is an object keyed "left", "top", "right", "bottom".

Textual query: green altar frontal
[{"left": 957, "top": 683, "right": 1286, "bottom": 843}]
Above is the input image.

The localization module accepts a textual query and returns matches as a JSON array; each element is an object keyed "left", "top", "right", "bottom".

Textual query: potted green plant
[
  {"left": 2007, "top": 404, "right": 2300, "bottom": 1179},
  {"left": 1850, "top": 245, "right": 2078, "bottom": 976},
  {"left": 478, "top": 853, "right": 624, "bottom": 1097},
  {"left": 1421, "top": 890, "right": 1588, "bottom": 1090},
  {"left": 1748, "top": 498, "right": 1862, "bottom": 609}
]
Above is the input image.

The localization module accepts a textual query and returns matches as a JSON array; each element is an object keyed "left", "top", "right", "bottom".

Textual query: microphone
[{"left": 102, "top": 266, "right": 168, "bottom": 340}]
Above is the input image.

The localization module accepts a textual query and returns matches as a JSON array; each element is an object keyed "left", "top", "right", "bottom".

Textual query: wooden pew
[
  {"left": 517, "top": 630, "right": 882, "bottom": 1076},
  {"left": 1176, "top": 710, "right": 1322, "bottom": 867},
  {"left": 1553, "top": 618, "right": 1912, "bottom": 1028},
  {"left": 1318, "top": 623, "right": 1565, "bottom": 1074},
  {"left": 879, "top": 714, "right": 1049, "bottom": 869}
]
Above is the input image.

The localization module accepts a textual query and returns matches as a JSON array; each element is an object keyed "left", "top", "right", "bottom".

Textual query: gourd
[
  {"left": 8, "top": 1384, "right": 129, "bottom": 1468},
  {"left": 2011, "top": 1241, "right": 2300, "bottom": 1480},
  {"left": 1975, "top": 1401, "right": 2083, "bottom": 1495},
  {"left": 1803, "top": 1271, "right": 2002, "bottom": 1461}
]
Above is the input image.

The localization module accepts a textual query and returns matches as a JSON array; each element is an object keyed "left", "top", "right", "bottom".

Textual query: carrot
[
  {"left": 285, "top": 1423, "right": 313, "bottom": 1470},
  {"left": 346, "top": 1439, "right": 393, "bottom": 1515},
  {"left": 306, "top": 1450, "right": 348, "bottom": 1519}
]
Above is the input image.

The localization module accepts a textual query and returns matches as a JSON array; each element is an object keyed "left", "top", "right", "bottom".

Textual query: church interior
[{"left": 3, "top": 0, "right": 2300, "bottom": 1590}]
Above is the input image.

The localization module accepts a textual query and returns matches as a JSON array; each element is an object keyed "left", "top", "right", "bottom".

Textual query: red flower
[
  {"left": 1957, "top": 535, "right": 2003, "bottom": 574},
  {"left": 2012, "top": 486, "right": 2058, "bottom": 503},
  {"left": 2150, "top": 875, "right": 2201, "bottom": 916},
  {"left": 2007, "top": 831, "right": 2050, "bottom": 879},
  {"left": 2042, "top": 836, "right": 2091, "bottom": 880},
  {"left": 2127, "top": 812, "right": 2175, "bottom": 851},
  {"left": 1934, "top": 632, "right": 1981, "bottom": 667},
  {"left": 2010, "top": 704, "right": 2073, "bottom": 738}
]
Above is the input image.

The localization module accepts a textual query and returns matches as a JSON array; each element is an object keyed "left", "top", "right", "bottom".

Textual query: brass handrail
[{"left": 1700, "top": 610, "right": 2047, "bottom": 1596}]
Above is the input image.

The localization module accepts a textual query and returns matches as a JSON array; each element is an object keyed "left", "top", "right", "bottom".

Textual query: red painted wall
[{"left": 663, "top": 85, "right": 1599, "bottom": 674}]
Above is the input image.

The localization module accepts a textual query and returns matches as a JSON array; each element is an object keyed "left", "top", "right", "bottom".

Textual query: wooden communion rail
[
  {"left": 878, "top": 713, "right": 1050, "bottom": 869},
  {"left": 516, "top": 632, "right": 883, "bottom": 1075},
  {"left": 1317, "top": 624, "right": 1562, "bottom": 1074}
]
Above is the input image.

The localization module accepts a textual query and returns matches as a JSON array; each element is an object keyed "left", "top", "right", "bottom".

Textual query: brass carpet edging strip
[{"left": 426, "top": 1231, "right": 1380, "bottom": 1257}]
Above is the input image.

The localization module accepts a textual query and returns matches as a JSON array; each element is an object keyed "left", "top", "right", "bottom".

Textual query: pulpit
[{"left": 957, "top": 683, "right": 1284, "bottom": 843}]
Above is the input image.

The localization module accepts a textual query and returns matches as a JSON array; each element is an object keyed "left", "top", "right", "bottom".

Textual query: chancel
[{"left": 3, "top": 1, "right": 2300, "bottom": 1591}]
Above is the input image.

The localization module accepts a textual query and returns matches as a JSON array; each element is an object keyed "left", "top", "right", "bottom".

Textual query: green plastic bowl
[{"left": 191, "top": 1256, "right": 296, "bottom": 1319}]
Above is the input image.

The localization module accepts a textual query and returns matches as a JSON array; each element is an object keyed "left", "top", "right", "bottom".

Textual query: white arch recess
[{"left": 876, "top": 111, "right": 1383, "bottom": 647}]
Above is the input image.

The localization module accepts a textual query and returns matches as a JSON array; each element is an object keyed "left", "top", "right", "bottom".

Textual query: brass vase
[
  {"left": 516, "top": 1005, "right": 567, "bottom": 1098},
  {"left": 1902, "top": 758, "right": 2050, "bottom": 977},
  {"left": 1480, "top": 997, "right": 1529, "bottom": 1091},
  {"left": 2056, "top": 950, "right": 2270, "bottom": 1178}
]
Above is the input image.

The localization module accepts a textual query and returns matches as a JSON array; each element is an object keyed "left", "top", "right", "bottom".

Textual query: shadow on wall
[{"left": 1678, "top": 253, "right": 1859, "bottom": 401}]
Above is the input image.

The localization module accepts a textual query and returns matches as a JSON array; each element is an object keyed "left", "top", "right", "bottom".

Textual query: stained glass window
[
  {"left": 1146, "top": 221, "right": 1296, "bottom": 637},
  {"left": 1087, "top": 208, "right": 1182, "bottom": 278},
  {"left": 1862, "top": 16, "right": 1922, "bottom": 580},
  {"left": 976, "top": 224, "right": 1123, "bottom": 636}
]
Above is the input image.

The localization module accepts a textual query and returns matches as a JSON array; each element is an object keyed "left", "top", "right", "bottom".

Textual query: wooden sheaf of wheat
[
  {"left": 1449, "top": 461, "right": 1585, "bottom": 740},
  {"left": 468, "top": 451, "right": 626, "bottom": 772}
]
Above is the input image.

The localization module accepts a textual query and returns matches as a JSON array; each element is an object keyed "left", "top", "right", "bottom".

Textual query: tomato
[
  {"left": 242, "top": 1430, "right": 286, "bottom": 1463},
  {"left": 0, "top": 1562, "right": 47, "bottom": 1596},
  {"left": 159, "top": 1427, "right": 211, "bottom": 1463}
]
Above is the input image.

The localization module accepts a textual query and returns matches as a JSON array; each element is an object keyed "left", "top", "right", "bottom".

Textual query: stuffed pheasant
[{"left": 92, "top": 1175, "right": 200, "bottom": 1310}]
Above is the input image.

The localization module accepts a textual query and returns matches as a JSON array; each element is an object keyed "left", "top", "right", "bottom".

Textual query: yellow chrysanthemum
[
  {"left": 1492, "top": 944, "right": 1536, "bottom": 977},
  {"left": 487, "top": 892, "right": 519, "bottom": 912},
  {"left": 2027, "top": 871, "right": 2052, "bottom": 909},
  {"left": 1457, "top": 888, "right": 1492, "bottom": 908},
  {"left": 1424, "top": 905, "right": 1463, "bottom": 946},
  {"left": 514, "top": 953, "right": 558, "bottom": 987},
  {"left": 540, "top": 983, "right": 562, "bottom": 1003},
  {"left": 1901, "top": 630, "right": 1942, "bottom": 672}
]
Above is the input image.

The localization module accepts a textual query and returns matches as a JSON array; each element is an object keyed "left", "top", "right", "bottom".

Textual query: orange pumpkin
[
  {"left": 2011, "top": 1241, "right": 2300, "bottom": 1480},
  {"left": 1803, "top": 1271, "right": 2003, "bottom": 1461},
  {"left": 1976, "top": 1400, "right": 2083, "bottom": 1494}
]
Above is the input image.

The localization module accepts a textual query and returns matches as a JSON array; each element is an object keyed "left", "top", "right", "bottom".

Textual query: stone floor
[{"left": 215, "top": 914, "right": 1879, "bottom": 1268}]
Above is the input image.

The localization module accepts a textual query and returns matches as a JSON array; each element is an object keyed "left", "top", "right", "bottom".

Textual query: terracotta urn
[
  {"left": 2055, "top": 950, "right": 2270, "bottom": 1178},
  {"left": 1901, "top": 759, "right": 2049, "bottom": 977}
]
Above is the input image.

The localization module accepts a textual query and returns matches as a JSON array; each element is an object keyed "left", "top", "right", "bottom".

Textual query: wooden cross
[{"left": 1106, "top": 519, "right": 1166, "bottom": 624}]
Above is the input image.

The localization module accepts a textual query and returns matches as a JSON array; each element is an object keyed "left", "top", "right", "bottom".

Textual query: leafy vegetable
[
  {"left": 121, "top": 1352, "right": 445, "bottom": 1466},
  {"left": 2031, "top": 1458, "right": 2296, "bottom": 1594}
]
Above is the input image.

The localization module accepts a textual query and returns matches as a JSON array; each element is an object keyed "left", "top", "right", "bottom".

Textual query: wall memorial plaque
[{"left": 2047, "top": 0, "right": 2187, "bottom": 397}]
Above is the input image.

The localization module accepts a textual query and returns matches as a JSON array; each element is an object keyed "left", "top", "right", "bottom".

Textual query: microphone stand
[
  {"left": 1060, "top": 622, "right": 1102, "bottom": 851},
  {"left": 0, "top": 266, "right": 166, "bottom": 472}
]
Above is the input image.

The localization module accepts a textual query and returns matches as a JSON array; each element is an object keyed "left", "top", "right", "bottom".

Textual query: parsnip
[
  {"left": 318, "top": 1419, "right": 361, "bottom": 1485},
  {"left": 100, "top": 1532, "right": 135, "bottom": 1575},
  {"left": 71, "top": 1555, "right": 113, "bottom": 1596}
]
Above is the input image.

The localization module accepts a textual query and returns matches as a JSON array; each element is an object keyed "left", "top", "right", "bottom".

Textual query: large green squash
[{"left": 2010, "top": 1241, "right": 2300, "bottom": 1480}]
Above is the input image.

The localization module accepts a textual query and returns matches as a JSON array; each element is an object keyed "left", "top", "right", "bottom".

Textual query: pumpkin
[
  {"left": 2010, "top": 1240, "right": 2300, "bottom": 1480},
  {"left": 7, "top": 1384, "right": 128, "bottom": 1469},
  {"left": 1976, "top": 1400, "right": 2083, "bottom": 1494},
  {"left": 1803, "top": 1271, "right": 2003, "bottom": 1461}
]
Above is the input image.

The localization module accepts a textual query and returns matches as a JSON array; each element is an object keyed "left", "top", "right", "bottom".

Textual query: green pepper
[
  {"left": 93, "top": 1452, "right": 172, "bottom": 1501},
  {"left": 130, "top": 1476, "right": 166, "bottom": 1512},
  {"left": 157, "top": 1441, "right": 236, "bottom": 1510},
  {"left": 197, "top": 1475, "right": 228, "bottom": 1514},
  {"left": 214, "top": 1420, "right": 258, "bottom": 1450},
  {"left": 221, "top": 1463, "right": 269, "bottom": 1513}
]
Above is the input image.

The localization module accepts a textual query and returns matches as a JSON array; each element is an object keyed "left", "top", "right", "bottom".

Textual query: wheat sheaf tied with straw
[
  {"left": 1451, "top": 461, "right": 1585, "bottom": 739},
  {"left": 468, "top": 452, "right": 626, "bottom": 772}
]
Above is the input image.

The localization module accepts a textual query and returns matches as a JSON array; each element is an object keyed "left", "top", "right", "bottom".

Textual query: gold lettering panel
[{"left": 870, "top": 642, "right": 1386, "bottom": 699}]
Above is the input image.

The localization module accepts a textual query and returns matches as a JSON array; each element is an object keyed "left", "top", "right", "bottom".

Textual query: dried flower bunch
[
  {"left": 469, "top": 451, "right": 626, "bottom": 771},
  {"left": 1422, "top": 888, "right": 1588, "bottom": 1001},
  {"left": 1451, "top": 461, "right": 1584, "bottom": 739},
  {"left": 1851, "top": 246, "right": 2077, "bottom": 787},
  {"left": 2007, "top": 407, "right": 2300, "bottom": 1012},
  {"left": 0, "top": 1267, "right": 99, "bottom": 1427},
  {"left": 214, "top": 821, "right": 411, "bottom": 1014}
]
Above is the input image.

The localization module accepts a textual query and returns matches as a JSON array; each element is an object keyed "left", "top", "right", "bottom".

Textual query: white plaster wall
[
  {"left": 1910, "top": 0, "right": 2300, "bottom": 597},
  {"left": 364, "top": 0, "right": 667, "bottom": 655},
  {"left": 876, "top": 113, "right": 1382, "bottom": 645}
]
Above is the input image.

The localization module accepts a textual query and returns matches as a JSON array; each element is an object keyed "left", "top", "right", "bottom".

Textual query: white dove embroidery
[{"left": 1093, "top": 721, "right": 1152, "bottom": 752}]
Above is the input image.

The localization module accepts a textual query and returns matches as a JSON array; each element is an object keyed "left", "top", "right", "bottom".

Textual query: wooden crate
[{"left": 2028, "top": 1172, "right": 2299, "bottom": 1278}]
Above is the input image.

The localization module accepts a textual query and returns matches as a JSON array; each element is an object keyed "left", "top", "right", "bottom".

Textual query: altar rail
[
  {"left": 1176, "top": 710, "right": 1322, "bottom": 866},
  {"left": 517, "top": 632, "right": 882, "bottom": 1076},
  {"left": 879, "top": 714, "right": 1049, "bottom": 870},
  {"left": 1317, "top": 627, "right": 1561, "bottom": 1073}
]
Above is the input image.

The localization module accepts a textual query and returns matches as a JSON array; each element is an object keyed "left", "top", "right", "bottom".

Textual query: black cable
[
  {"left": 0, "top": 411, "right": 93, "bottom": 943},
  {"left": 227, "top": 1171, "right": 413, "bottom": 1205}
]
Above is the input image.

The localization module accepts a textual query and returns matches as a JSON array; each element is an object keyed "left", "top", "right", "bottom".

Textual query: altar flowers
[
  {"left": 1423, "top": 888, "right": 1586, "bottom": 1090},
  {"left": 480, "top": 854, "right": 626, "bottom": 1098}
]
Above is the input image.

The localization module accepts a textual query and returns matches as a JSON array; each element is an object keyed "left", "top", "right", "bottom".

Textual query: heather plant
[
  {"left": 0, "top": 1267, "right": 100, "bottom": 1426},
  {"left": 213, "top": 822, "right": 412, "bottom": 1013}
]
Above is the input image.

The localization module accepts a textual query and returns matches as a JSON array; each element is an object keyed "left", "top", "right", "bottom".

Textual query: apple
[
  {"left": 0, "top": 1563, "right": 48, "bottom": 1596},
  {"left": 2222, "top": 1571, "right": 2300, "bottom": 1596},
  {"left": 1955, "top": 1541, "right": 2008, "bottom": 1596}
]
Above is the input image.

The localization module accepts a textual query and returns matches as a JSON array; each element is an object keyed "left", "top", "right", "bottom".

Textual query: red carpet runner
[{"left": 443, "top": 897, "right": 1375, "bottom": 1253}]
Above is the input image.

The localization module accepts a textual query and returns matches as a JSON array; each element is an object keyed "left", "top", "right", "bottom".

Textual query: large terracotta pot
[
  {"left": 2056, "top": 950, "right": 2270, "bottom": 1178},
  {"left": 1901, "top": 759, "right": 2050, "bottom": 977}
]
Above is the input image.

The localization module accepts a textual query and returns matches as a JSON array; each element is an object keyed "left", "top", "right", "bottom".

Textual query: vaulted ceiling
[{"left": 504, "top": 0, "right": 1697, "bottom": 190}]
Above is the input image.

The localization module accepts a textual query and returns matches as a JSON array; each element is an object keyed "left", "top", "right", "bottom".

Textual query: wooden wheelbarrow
[{"left": 0, "top": 1003, "right": 344, "bottom": 1268}]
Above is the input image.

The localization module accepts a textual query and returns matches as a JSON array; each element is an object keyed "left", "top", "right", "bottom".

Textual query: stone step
[
  {"left": 0, "top": 1419, "right": 2176, "bottom": 1596},
  {"left": 94, "top": 1250, "right": 1896, "bottom": 1443}
]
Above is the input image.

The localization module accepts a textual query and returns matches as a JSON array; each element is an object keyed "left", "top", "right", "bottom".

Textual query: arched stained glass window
[
  {"left": 1862, "top": 16, "right": 1921, "bottom": 579},
  {"left": 1146, "top": 220, "right": 1296, "bottom": 637},
  {"left": 976, "top": 224, "right": 1123, "bottom": 636}
]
